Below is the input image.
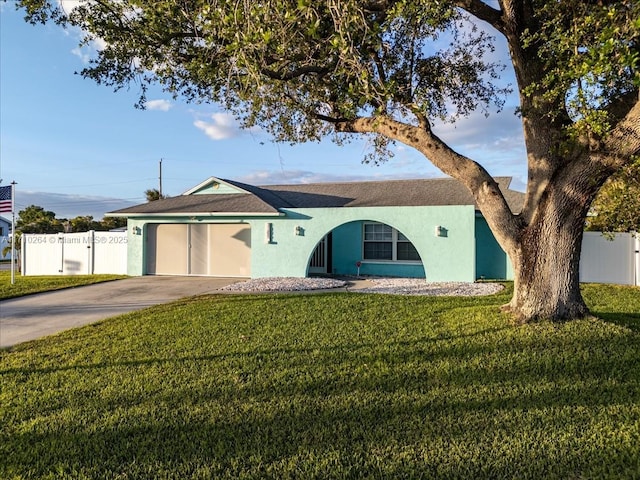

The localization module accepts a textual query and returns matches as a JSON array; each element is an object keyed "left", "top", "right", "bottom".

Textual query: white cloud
[
  {"left": 59, "top": 1, "right": 109, "bottom": 64},
  {"left": 70, "top": 34, "right": 107, "bottom": 64},
  {"left": 432, "top": 108, "right": 525, "bottom": 155},
  {"left": 145, "top": 99, "right": 172, "bottom": 111},
  {"left": 58, "top": 0, "right": 83, "bottom": 14},
  {"left": 193, "top": 113, "right": 240, "bottom": 141},
  {"left": 70, "top": 46, "right": 91, "bottom": 64}
]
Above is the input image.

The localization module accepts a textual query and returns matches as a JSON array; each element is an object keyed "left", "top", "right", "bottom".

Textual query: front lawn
[
  {"left": 0, "top": 271, "right": 127, "bottom": 300},
  {"left": 1, "top": 284, "right": 639, "bottom": 479}
]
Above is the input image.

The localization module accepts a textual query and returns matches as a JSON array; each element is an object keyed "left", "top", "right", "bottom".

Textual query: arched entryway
[{"left": 306, "top": 220, "right": 424, "bottom": 278}]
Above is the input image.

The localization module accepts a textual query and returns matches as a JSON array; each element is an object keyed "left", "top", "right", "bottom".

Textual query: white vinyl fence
[
  {"left": 22, "top": 231, "right": 127, "bottom": 276},
  {"left": 579, "top": 232, "right": 639, "bottom": 286},
  {"left": 17, "top": 230, "right": 639, "bottom": 285}
]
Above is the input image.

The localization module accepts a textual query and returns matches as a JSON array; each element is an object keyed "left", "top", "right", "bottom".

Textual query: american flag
[{"left": 0, "top": 185, "right": 12, "bottom": 213}]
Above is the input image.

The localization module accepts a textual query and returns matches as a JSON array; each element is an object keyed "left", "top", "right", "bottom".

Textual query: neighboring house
[
  {"left": 0, "top": 216, "right": 11, "bottom": 260},
  {"left": 109, "top": 176, "right": 524, "bottom": 281},
  {"left": 0, "top": 216, "right": 10, "bottom": 237}
]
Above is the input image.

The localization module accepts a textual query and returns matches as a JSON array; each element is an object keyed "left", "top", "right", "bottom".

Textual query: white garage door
[{"left": 146, "top": 223, "right": 251, "bottom": 277}]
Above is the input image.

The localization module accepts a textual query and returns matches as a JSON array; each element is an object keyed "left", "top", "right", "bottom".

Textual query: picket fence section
[{"left": 22, "top": 231, "right": 127, "bottom": 276}]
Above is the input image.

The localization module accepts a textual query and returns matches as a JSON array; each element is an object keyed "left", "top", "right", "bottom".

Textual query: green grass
[
  {"left": 0, "top": 271, "right": 127, "bottom": 300},
  {"left": 1, "top": 284, "right": 639, "bottom": 479}
]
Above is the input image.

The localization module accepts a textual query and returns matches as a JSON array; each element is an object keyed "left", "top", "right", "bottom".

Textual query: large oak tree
[{"left": 17, "top": 0, "right": 640, "bottom": 321}]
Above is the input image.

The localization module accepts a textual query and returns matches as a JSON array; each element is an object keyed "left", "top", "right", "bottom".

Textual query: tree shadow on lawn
[
  {"left": 0, "top": 324, "right": 511, "bottom": 376},
  {"left": 3, "top": 323, "right": 640, "bottom": 479},
  {"left": 595, "top": 311, "right": 640, "bottom": 333},
  {"left": 4, "top": 391, "right": 636, "bottom": 480}
]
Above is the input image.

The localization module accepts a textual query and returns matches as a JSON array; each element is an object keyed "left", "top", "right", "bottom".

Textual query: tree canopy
[
  {"left": 587, "top": 159, "right": 640, "bottom": 234},
  {"left": 15, "top": 0, "right": 640, "bottom": 321},
  {"left": 16, "top": 205, "right": 64, "bottom": 234}
]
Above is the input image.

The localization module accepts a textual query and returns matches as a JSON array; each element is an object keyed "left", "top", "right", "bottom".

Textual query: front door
[{"left": 309, "top": 235, "right": 328, "bottom": 274}]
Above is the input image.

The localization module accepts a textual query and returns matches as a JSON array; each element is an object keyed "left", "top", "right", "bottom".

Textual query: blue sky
[{"left": 0, "top": 3, "right": 527, "bottom": 221}]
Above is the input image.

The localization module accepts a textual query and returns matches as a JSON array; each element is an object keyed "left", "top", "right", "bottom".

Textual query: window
[
  {"left": 363, "top": 223, "right": 393, "bottom": 260},
  {"left": 363, "top": 223, "right": 421, "bottom": 262},
  {"left": 396, "top": 231, "right": 420, "bottom": 261}
]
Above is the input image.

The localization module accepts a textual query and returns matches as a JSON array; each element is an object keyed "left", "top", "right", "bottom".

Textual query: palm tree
[{"left": 144, "top": 188, "right": 166, "bottom": 202}]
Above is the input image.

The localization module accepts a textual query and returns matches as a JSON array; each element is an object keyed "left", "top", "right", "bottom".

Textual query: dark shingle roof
[
  {"left": 264, "top": 177, "right": 523, "bottom": 209},
  {"left": 110, "top": 191, "right": 280, "bottom": 215},
  {"left": 109, "top": 177, "right": 524, "bottom": 215}
]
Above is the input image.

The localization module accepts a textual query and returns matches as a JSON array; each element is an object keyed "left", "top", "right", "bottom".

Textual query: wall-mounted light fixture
[
  {"left": 295, "top": 226, "right": 304, "bottom": 236},
  {"left": 435, "top": 225, "right": 447, "bottom": 237},
  {"left": 132, "top": 226, "right": 142, "bottom": 236},
  {"left": 265, "top": 222, "right": 273, "bottom": 243}
]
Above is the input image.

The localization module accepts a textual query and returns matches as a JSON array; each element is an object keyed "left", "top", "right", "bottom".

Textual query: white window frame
[{"left": 362, "top": 222, "right": 421, "bottom": 263}]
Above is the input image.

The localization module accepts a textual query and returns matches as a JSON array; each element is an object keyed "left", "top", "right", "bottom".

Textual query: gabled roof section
[
  {"left": 108, "top": 193, "right": 283, "bottom": 216},
  {"left": 109, "top": 177, "right": 284, "bottom": 216},
  {"left": 108, "top": 176, "right": 524, "bottom": 216},
  {"left": 182, "top": 177, "right": 252, "bottom": 195}
]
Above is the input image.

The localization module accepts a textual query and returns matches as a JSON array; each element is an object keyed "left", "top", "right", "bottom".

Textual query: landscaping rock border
[{"left": 219, "top": 277, "right": 504, "bottom": 296}]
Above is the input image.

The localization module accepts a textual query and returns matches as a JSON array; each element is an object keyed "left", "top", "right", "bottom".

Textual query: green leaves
[
  {"left": 522, "top": 0, "right": 639, "bottom": 136},
  {"left": 13, "top": 0, "right": 509, "bottom": 152}
]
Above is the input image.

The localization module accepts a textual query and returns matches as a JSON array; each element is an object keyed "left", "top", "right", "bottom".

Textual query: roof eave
[{"left": 107, "top": 211, "right": 285, "bottom": 218}]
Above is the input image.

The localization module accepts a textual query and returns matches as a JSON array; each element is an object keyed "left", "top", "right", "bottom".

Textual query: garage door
[{"left": 146, "top": 224, "right": 251, "bottom": 277}]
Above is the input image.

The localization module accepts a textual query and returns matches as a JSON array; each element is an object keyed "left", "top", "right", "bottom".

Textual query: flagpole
[{"left": 10, "top": 181, "right": 16, "bottom": 285}]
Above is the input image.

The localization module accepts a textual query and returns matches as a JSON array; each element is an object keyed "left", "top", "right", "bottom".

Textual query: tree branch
[
  {"left": 604, "top": 89, "right": 639, "bottom": 126},
  {"left": 313, "top": 112, "right": 350, "bottom": 123},
  {"left": 455, "top": 0, "right": 504, "bottom": 33},
  {"left": 362, "top": 1, "right": 399, "bottom": 13},
  {"left": 261, "top": 65, "right": 331, "bottom": 81},
  {"left": 604, "top": 97, "right": 640, "bottom": 164},
  {"left": 335, "top": 116, "right": 522, "bottom": 250}
]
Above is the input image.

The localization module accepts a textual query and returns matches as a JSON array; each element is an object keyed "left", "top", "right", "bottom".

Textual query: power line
[{"left": 33, "top": 178, "right": 157, "bottom": 189}]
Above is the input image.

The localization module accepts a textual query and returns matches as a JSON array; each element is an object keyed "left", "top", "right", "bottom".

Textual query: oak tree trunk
[
  {"left": 502, "top": 176, "right": 595, "bottom": 323},
  {"left": 506, "top": 227, "right": 589, "bottom": 323}
]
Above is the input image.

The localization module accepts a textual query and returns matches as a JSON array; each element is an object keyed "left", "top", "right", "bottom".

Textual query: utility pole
[{"left": 159, "top": 158, "right": 163, "bottom": 198}]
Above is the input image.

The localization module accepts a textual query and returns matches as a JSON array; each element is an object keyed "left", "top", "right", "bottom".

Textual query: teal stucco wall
[
  {"left": 252, "top": 205, "right": 476, "bottom": 282},
  {"left": 474, "top": 216, "right": 514, "bottom": 280},
  {"left": 126, "top": 220, "right": 143, "bottom": 276},
  {"left": 124, "top": 204, "right": 478, "bottom": 282}
]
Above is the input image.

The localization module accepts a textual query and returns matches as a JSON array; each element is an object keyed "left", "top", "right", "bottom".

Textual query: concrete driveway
[{"left": 0, "top": 276, "right": 241, "bottom": 348}]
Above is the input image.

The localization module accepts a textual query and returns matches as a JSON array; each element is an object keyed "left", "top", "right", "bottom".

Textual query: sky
[{"left": 0, "top": 2, "right": 527, "bottom": 221}]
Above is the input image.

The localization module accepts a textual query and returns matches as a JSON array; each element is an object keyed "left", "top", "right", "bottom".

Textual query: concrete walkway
[{"left": 0, "top": 276, "right": 242, "bottom": 348}]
